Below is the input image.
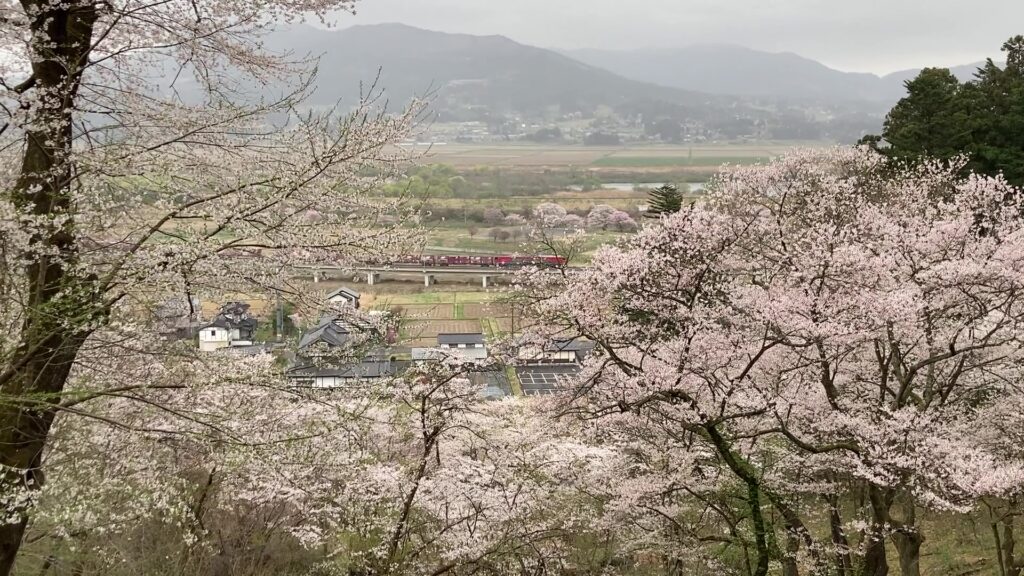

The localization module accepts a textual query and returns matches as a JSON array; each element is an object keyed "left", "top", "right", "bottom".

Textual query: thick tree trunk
[
  {"left": 781, "top": 528, "right": 800, "bottom": 576},
  {"left": 891, "top": 530, "right": 923, "bottom": 576},
  {"left": 1000, "top": 500, "right": 1024, "bottom": 576},
  {"left": 703, "top": 425, "right": 770, "bottom": 576},
  {"left": 860, "top": 533, "right": 889, "bottom": 576},
  {"left": 890, "top": 495, "right": 923, "bottom": 576},
  {"left": 862, "top": 485, "right": 923, "bottom": 576},
  {"left": 861, "top": 485, "right": 890, "bottom": 576},
  {"left": 826, "top": 494, "right": 853, "bottom": 576},
  {"left": 0, "top": 3, "right": 98, "bottom": 574},
  {"left": 745, "top": 482, "right": 771, "bottom": 576}
]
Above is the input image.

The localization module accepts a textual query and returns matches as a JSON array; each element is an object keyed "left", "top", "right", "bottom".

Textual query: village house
[
  {"left": 538, "top": 338, "right": 595, "bottom": 363},
  {"left": 287, "top": 313, "right": 385, "bottom": 388},
  {"left": 198, "top": 302, "right": 258, "bottom": 352}
]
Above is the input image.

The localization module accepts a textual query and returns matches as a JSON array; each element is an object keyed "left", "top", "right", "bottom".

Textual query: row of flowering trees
[
  {"left": 481, "top": 203, "right": 638, "bottom": 232},
  {"left": 532, "top": 202, "right": 638, "bottom": 231}
]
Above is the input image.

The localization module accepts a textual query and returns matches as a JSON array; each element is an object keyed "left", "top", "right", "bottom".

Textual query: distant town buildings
[
  {"left": 539, "top": 338, "right": 595, "bottom": 363},
  {"left": 194, "top": 286, "right": 593, "bottom": 400},
  {"left": 288, "top": 310, "right": 388, "bottom": 388}
]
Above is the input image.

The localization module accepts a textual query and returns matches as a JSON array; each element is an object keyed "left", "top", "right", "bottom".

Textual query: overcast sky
[{"left": 328, "top": 0, "right": 1022, "bottom": 74}]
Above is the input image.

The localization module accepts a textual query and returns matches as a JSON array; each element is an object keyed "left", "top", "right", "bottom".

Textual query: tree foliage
[
  {"left": 645, "top": 184, "right": 684, "bottom": 217},
  {"left": 866, "top": 35, "right": 1024, "bottom": 186}
]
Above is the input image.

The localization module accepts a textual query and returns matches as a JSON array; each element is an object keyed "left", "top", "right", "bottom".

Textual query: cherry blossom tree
[
  {"left": 0, "top": 0, "right": 423, "bottom": 570},
  {"left": 503, "top": 213, "right": 527, "bottom": 227},
  {"left": 607, "top": 210, "right": 638, "bottom": 232},
  {"left": 483, "top": 207, "right": 505, "bottom": 225},
  {"left": 586, "top": 204, "right": 618, "bottom": 230},
  {"left": 523, "top": 147, "right": 1024, "bottom": 576},
  {"left": 532, "top": 202, "right": 568, "bottom": 228},
  {"left": 560, "top": 214, "right": 585, "bottom": 230}
]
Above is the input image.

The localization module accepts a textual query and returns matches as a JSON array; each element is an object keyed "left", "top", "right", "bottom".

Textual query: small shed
[
  {"left": 326, "top": 287, "right": 361, "bottom": 309},
  {"left": 198, "top": 314, "right": 257, "bottom": 352},
  {"left": 287, "top": 359, "right": 406, "bottom": 389},
  {"left": 540, "top": 338, "right": 595, "bottom": 364},
  {"left": 437, "top": 333, "right": 488, "bottom": 360}
]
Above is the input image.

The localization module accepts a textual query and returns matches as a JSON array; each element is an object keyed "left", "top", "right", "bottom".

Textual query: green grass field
[{"left": 418, "top": 142, "right": 821, "bottom": 169}]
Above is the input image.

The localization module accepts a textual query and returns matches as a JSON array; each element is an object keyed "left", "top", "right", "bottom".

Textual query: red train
[{"left": 380, "top": 254, "right": 567, "bottom": 268}]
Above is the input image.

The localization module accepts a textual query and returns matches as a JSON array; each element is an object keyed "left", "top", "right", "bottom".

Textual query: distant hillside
[
  {"left": 265, "top": 24, "right": 731, "bottom": 118},
  {"left": 563, "top": 45, "right": 991, "bottom": 104},
  {"left": 881, "top": 63, "right": 989, "bottom": 89}
]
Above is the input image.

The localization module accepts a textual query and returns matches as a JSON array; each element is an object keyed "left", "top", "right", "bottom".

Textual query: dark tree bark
[
  {"left": 0, "top": 3, "right": 99, "bottom": 574},
  {"left": 781, "top": 528, "right": 800, "bottom": 576},
  {"left": 826, "top": 493, "right": 853, "bottom": 576},
  {"left": 889, "top": 493, "right": 923, "bottom": 576},
  {"left": 860, "top": 485, "right": 890, "bottom": 576},
  {"left": 860, "top": 528, "right": 888, "bottom": 576},
  {"left": 997, "top": 498, "right": 1024, "bottom": 576},
  {"left": 862, "top": 485, "right": 924, "bottom": 576}
]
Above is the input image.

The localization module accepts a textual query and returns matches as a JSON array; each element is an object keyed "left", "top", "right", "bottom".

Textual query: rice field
[{"left": 417, "top": 142, "right": 818, "bottom": 169}]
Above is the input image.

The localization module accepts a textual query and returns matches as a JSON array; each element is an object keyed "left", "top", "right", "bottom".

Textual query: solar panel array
[{"left": 516, "top": 365, "right": 579, "bottom": 396}]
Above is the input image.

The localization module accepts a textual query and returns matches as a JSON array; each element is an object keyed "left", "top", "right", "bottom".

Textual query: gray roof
[
  {"left": 411, "top": 347, "right": 444, "bottom": 361},
  {"left": 544, "top": 338, "right": 594, "bottom": 352},
  {"left": 327, "top": 287, "right": 361, "bottom": 300},
  {"left": 297, "top": 314, "right": 376, "bottom": 350},
  {"left": 438, "top": 333, "right": 485, "bottom": 346},
  {"left": 203, "top": 315, "right": 257, "bottom": 333},
  {"left": 298, "top": 323, "right": 350, "bottom": 349},
  {"left": 220, "top": 301, "right": 251, "bottom": 316},
  {"left": 288, "top": 359, "right": 409, "bottom": 380}
]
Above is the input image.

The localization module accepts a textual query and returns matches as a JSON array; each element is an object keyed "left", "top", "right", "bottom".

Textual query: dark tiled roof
[
  {"left": 297, "top": 314, "right": 376, "bottom": 350},
  {"left": 544, "top": 338, "right": 594, "bottom": 352},
  {"left": 220, "top": 301, "right": 251, "bottom": 316},
  {"left": 203, "top": 316, "right": 257, "bottom": 333},
  {"left": 298, "top": 323, "right": 351, "bottom": 349},
  {"left": 288, "top": 360, "right": 409, "bottom": 379},
  {"left": 438, "top": 333, "right": 485, "bottom": 346}
]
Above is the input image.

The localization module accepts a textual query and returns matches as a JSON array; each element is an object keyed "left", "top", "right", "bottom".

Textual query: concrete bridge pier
[
  {"left": 424, "top": 274, "right": 436, "bottom": 287},
  {"left": 481, "top": 275, "right": 493, "bottom": 288},
  {"left": 366, "top": 272, "right": 380, "bottom": 286}
]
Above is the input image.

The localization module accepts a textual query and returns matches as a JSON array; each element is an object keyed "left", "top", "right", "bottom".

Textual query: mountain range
[
  {"left": 243, "top": 23, "right": 997, "bottom": 142},
  {"left": 264, "top": 24, "right": 731, "bottom": 116},
  {"left": 563, "top": 45, "right": 988, "bottom": 104}
]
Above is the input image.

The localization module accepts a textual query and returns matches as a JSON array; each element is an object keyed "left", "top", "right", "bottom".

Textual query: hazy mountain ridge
[
  {"left": 236, "top": 23, "right": 1012, "bottom": 141},
  {"left": 265, "top": 23, "right": 734, "bottom": 116},
  {"left": 563, "top": 45, "right": 993, "bottom": 104}
]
